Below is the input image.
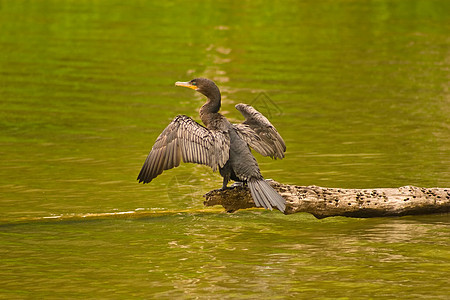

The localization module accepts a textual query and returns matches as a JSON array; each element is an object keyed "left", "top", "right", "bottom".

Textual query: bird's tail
[{"left": 248, "top": 178, "right": 286, "bottom": 213}]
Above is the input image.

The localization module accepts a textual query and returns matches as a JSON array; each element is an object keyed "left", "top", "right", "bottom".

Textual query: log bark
[{"left": 203, "top": 180, "right": 450, "bottom": 218}]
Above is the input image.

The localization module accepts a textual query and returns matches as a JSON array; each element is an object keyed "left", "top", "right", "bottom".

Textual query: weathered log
[{"left": 203, "top": 180, "right": 450, "bottom": 218}]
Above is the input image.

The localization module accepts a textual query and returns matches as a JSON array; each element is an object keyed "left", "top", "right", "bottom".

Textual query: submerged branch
[{"left": 203, "top": 180, "right": 450, "bottom": 218}]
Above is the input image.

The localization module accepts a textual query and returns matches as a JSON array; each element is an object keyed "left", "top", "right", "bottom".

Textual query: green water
[{"left": 1, "top": 0, "right": 449, "bottom": 298}]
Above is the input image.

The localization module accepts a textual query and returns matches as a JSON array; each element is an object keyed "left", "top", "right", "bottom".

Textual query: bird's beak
[{"left": 175, "top": 81, "right": 198, "bottom": 90}]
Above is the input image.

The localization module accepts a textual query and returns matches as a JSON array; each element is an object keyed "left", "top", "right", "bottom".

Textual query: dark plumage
[{"left": 137, "top": 78, "right": 286, "bottom": 212}]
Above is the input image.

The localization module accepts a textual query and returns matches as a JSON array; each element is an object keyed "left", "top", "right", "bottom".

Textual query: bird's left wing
[
  {"left": 233, "top": 103, "right": 286, "bottom": 159},
  {"left": 137, "top": 115, "right": 230, "bottom": 183}
]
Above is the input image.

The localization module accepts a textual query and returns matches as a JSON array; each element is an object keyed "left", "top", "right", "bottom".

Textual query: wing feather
[
  {"left": 137, "top": 115, "right": 230, "bottom": 183},
  {"left": 234, "top": 104, "right": 286, "bottom": 159}
]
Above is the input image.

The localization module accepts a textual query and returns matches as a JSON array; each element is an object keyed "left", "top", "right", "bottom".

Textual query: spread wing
[
  {"left": 137, "top": 115, "right": 230, "bottom": 183},
  {"left": 233, "top": 103, "right": 286, "bottom": 159}
]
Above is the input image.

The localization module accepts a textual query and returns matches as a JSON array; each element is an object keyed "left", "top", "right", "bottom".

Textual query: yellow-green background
[{"left": 1, "top": 0, "right": 449, "bottom": 298}]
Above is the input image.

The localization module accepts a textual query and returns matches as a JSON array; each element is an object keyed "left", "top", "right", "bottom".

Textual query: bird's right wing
[
  {"left": 233, "top": 104, "right": 286, "bottom": 159},
  {"left": 137, "top": 115, "right": 230, "bottom": 183}
]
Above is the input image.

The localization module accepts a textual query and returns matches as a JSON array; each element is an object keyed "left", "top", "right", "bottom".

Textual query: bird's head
[{"left": 175, "top": 78, "right": 220, "bottom": 100}]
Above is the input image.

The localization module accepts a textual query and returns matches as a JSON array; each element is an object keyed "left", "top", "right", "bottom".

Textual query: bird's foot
[
  {"left": 230, "top": 182, "right": 244, "bottom": 188},
  {"left": 219, "top": 181, "right": 247, "bottom": 191}
]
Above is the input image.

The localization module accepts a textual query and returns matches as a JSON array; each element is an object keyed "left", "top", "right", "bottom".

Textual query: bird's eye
[{"left": 191, "top": 81, "right": 197, "bottom": 86}]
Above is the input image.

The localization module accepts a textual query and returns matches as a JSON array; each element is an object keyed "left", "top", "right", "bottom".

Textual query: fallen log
[{"left": 203, "top": 180, "right": 450, "bottom": 218}]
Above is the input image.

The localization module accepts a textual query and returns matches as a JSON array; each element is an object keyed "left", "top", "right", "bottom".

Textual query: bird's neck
[{"left": 199, "top": 95, "right": 221, "bottom": 127}]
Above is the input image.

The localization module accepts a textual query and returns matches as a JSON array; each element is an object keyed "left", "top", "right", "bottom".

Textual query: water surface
[{"left": 0, "top": 0, "right": 449, "bottom": 298}]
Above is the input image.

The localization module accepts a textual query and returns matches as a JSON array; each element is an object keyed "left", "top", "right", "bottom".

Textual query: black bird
[{"left": 137, "top": 78, "right": 286, "bottom": 212}]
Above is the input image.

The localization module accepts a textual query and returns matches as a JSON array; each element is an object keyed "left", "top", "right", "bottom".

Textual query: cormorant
[{"left": 137, "top": 78, "right": 286, "bottom": 212}]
